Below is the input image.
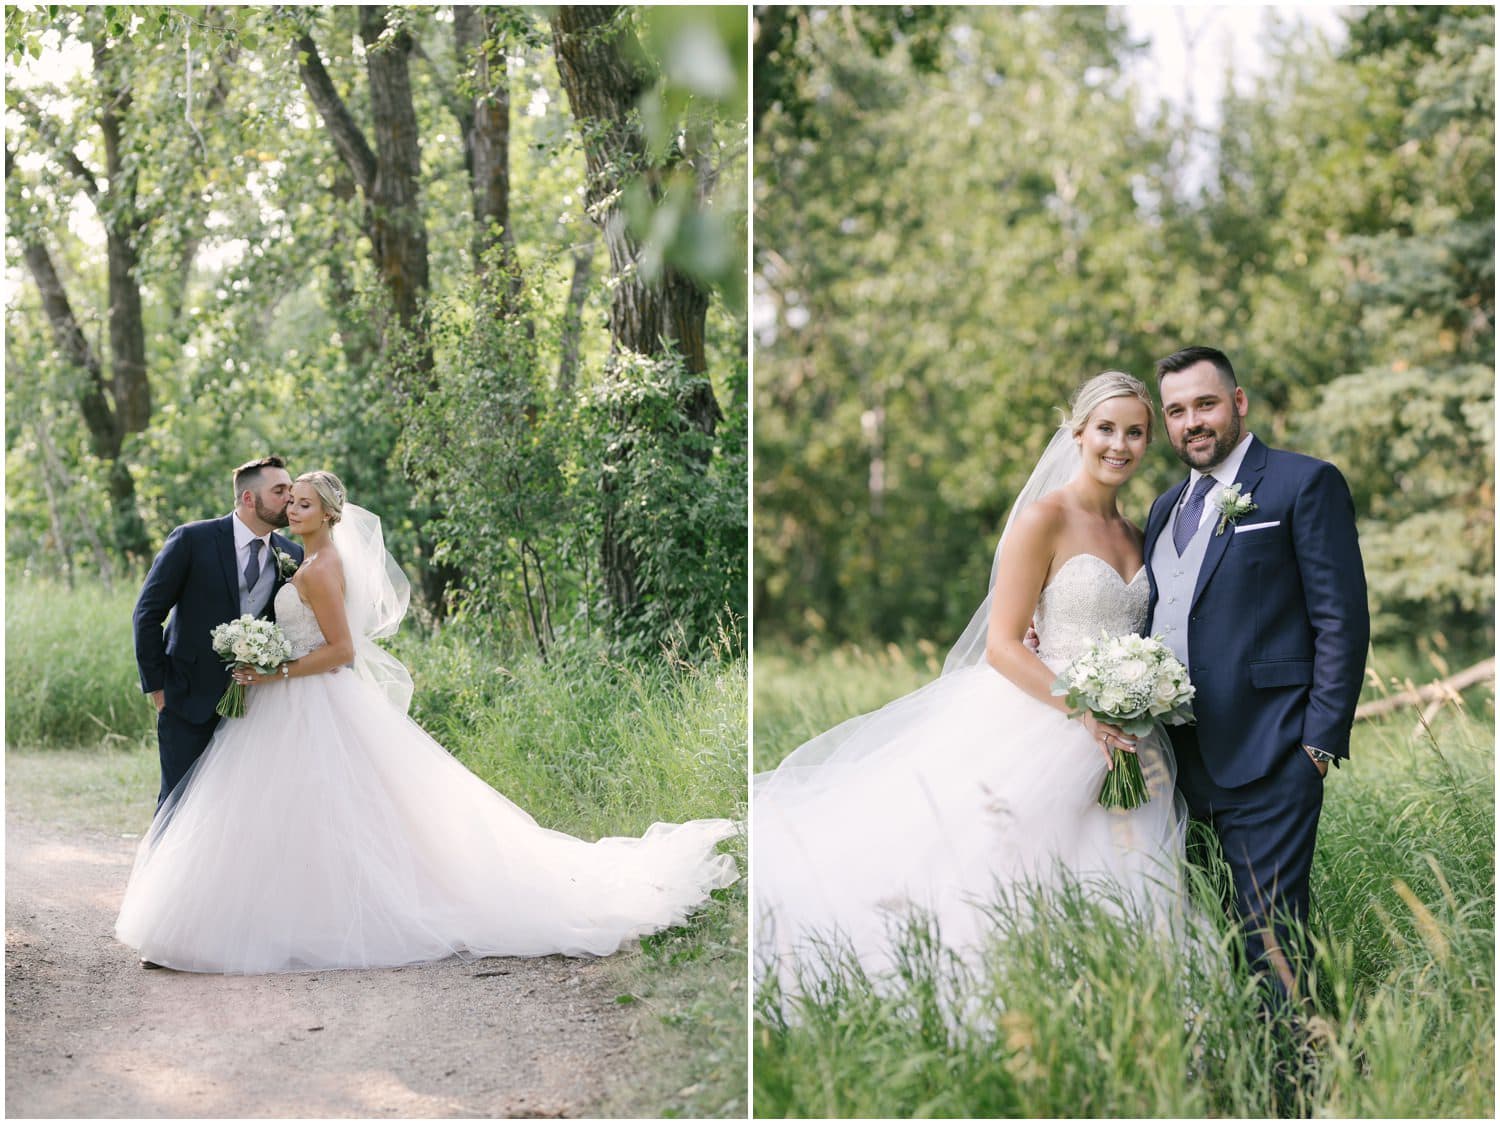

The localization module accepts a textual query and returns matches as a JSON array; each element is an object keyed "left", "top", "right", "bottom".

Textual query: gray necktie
[
  {"left": 244, "top": 539, "right": 264, "bottom": 592},
  {"left": 1173, "top": 475, "right": 1216, "bottom": 555}
]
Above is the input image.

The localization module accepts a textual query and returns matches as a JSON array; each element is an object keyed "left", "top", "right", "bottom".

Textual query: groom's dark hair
[
  {"left": 1155, "top": 346, "right": 1237, "bottom": 389},
  {"left": 233, "top": 455, "right": 288, "bottom": 498}
]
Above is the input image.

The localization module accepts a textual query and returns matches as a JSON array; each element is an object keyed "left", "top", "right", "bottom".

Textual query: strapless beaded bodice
[
  {"left": 274, "top": 583, "right": 327, "bottom": 659},
  {"left": 1033, "top": 553, "right": 1149, "bottom": 667}
]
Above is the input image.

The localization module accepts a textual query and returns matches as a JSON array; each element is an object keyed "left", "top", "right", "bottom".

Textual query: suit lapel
[
  {"left": 267, "top": 533, "right": 286, "bottom": 591},
  {"left": 1190, "top": 436, "right": 1267, "bottom": 609},
  {"left": 216, "top": 515, "right": 241, "bottom": 614}
]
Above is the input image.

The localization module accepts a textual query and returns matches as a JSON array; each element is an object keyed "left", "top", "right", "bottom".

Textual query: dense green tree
[
  {"left": 753, "top": 4, "right": 1493, "bottom": 656},
  {"left": 552, "top": 6, "right": 745, "bottom": 646},
  {"left": 755, "top": 6, "right": 1175, "bottom": 643},
  {"left": 6, "top": 4, "right": 746, "bottom": 659}
]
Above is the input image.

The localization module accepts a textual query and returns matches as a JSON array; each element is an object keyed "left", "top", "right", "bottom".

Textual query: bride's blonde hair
[
  {"left": 1063, "top": 370, "right": 1155, "bottom": 442},
  {"left": 296, "top": 470, "right": 346, "bottom": 526}
]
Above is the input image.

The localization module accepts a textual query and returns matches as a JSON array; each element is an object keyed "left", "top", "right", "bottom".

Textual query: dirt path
[{"left": 5, "top": 808, "right": 640, "bottom": 1118}]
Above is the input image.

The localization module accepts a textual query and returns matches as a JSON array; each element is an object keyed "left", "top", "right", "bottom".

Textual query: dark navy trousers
[
  {"left": 1169, "top": 723, "right": 1324, "bottom": 998},
  {"left": 156, "top": 707, "right": 221, "bottom": 808}
]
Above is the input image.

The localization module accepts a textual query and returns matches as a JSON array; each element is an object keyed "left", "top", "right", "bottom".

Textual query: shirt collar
[
  {"left": 1189, "top": 431, "right": 1255, "bottom": 492},
  {"left": 230, "top": 511, "right": 271, "bottom": 553}
]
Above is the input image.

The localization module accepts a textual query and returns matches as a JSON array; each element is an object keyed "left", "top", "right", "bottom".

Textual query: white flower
[
  {"left": 1214, "top": 483, "right": 1258, "bottom": 535},
  {"left": 1052, "top": 631, "right": 1196, "bottom": 731},
  {"left": 211, "top": 617, "right": 293, "bottom": 673}
]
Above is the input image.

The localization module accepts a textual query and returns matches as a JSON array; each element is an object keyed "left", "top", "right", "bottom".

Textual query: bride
[
  {"left": 754, "top": 371, "right": 1188, "bottom": 993},
  {"left": 116, "top": 471, "right": 737, "bottom": 974}
]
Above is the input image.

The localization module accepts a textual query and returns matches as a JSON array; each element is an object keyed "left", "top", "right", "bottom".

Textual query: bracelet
[{"left": 281, "top": 663, "right": 291, "bottom": 680}]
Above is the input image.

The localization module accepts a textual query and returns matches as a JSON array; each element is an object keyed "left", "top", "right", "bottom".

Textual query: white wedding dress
[
  {"left": 116, "top": 580, "right": 738, "bottom": 975},
  {"left": 753, "top": 552, "right": 1187, "bottom": 993}
]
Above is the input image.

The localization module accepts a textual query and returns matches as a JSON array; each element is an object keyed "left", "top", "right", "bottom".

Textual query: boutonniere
[
  {"left": 271, "top": 546, "right": 300, "bottom": 578},
  {"left": 1214, "top": 483, "right": 1257, "bottom": 535}
]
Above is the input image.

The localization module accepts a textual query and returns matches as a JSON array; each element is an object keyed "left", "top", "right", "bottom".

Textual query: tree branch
[
  {"left": 1355, "top": 658, "right": 1495, "bottom": 721},
  {"left": 10, "top": 97, "right": 103, "bottom": 203},
  {"left": 294, "top": 29, "right": 378, "bottom": 197},
  {"left": 7, "top": 147, "right": 121, "bottom": 458}
]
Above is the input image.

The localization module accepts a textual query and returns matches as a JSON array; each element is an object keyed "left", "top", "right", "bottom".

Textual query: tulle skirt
[
  {"left": 116, "top": 669, "right": 738, "bottom": 974},
  {"left": 753, "top": 662, "right": 1186, "bottom": 992}
]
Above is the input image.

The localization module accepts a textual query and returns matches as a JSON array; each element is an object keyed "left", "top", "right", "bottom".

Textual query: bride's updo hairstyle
[
  {"left": 296, "top": 470, "right": 346, "bottom": 526},
  {"left": 1063, "top": 370, "right": 1155, "bottom": 443}
]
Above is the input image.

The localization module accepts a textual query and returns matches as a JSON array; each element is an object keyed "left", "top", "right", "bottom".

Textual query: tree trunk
[
  {"left": 358, "top": 6, "right": 432, "bottom": 373},
  {"left": 296, "top": 9, "right": 432, "bottom": 379},
  {"left": 552, "top": 6, "right": 725, "bottom": 620},
  {"left": 9, "top": 140, "right": 150, "bottom": 562},
  {"left": 551, "top": 6, "right": 718, "bottom": 392},
  {"left": 297, "top": 8, "right": 451, "bottom": 611},
  {"left": 94, "top": 36, "right": 152, "bottom": 437},
  {"left": 19, "top": 236, "right": 151, "bottom": 560},
  {"left": 453, "top": 6, "right": 515, "bottom": 271}
]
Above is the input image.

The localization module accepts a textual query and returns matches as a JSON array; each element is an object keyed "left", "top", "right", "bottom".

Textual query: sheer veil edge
[
  {"left": 754, "top": 425, "right": 1080, "bottom": 790},
  {"left": 332, "top": 502, "right": 415, "bottom": 714}
]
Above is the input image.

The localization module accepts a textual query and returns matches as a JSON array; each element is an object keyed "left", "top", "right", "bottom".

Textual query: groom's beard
[
  {"left": 255, "top": 498, "right": 291, "bottom": 529},
  {"left": 1173, "top": 413, "right": 1241, "bottom": 471}
]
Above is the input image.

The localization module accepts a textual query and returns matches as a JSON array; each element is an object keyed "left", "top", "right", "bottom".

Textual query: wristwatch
[{"left": 1304, "top": 744, "right": 1335, "bottom": 766}]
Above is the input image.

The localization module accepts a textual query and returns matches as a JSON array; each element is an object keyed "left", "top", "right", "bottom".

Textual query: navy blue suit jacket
[
  {"left": 1143, "top": 437, "right": 1370, "bottom": 788},
  {"left": 133, "top": 516, "right": 303, "bottom": 725}
]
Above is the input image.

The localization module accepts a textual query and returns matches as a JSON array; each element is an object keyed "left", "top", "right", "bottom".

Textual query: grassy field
[
  {"left": 5, "top": 577, "right": 747, "bottom": 1119},
  {"left": 752, "top": 645, "right": 1495, "bottom": 1118}
]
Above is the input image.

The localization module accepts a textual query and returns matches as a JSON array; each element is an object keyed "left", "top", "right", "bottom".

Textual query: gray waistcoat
[
  {"left": 241, "top": 547, "right": 276, "bottom": 617},
  {"left": 1148, "top": 496, "right": 1216, "bottom": 669}
]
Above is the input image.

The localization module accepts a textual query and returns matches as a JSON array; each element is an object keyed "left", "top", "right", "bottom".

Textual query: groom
[
  {"left": 134, "top": 456, "right": 302, "bottom": 808},
  {"left": 1143, "top": 346, "right": 1368, "bottom": 1003}
]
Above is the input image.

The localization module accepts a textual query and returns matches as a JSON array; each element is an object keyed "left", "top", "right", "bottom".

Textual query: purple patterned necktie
[{"left": 1173, "top": 475, "right": 1216, "bottom": 555}]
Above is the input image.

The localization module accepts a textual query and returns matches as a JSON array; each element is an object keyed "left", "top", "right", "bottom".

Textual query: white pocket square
[{"left": 1234, "top": 520, "right": 1281, "bottom": 533}]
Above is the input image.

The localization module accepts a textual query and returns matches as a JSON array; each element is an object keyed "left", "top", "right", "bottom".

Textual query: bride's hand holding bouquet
[
  {"left": 1052, "top": 632, "right": 1195, "bottom": 810},
  {"left": 210, "top": 616, "right": 293, "bottom": 718}
]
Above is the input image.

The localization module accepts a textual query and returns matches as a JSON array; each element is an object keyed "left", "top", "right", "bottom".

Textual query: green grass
[
  {"left": 5, "top": 577, "right": 158, "bottom": 749},
  {"left": 5, "top": 575, "right": 748, "bottom": 1119},
  {"left": 753, "top": 644, "right": 1495, "bottom": 1118}
]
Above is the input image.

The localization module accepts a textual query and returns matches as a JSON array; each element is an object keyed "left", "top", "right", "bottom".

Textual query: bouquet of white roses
[
  {"left": 210, "top": 616, "right": 293, "bottom": 718},
  {"left": 1051, "top": 632, "right": 1196, "bottom": 810}
]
